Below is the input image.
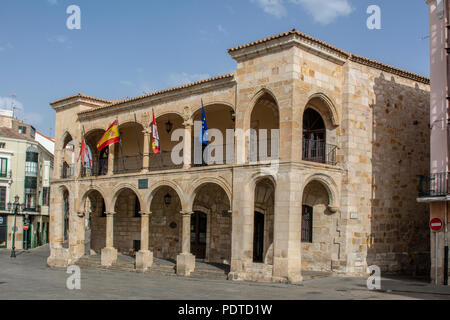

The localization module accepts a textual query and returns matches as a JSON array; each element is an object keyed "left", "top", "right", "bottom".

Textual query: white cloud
[
  {"left": 47, "top": 35, "right": 68, "bottom": 44},
  {"left": 250, "top": 0, "right": 353, "bottom": 23},
  {"left": 0, "top": 97, "right": 23, "bottom": 111},
  {"left": 167, "top": 72, "right": 211, "bottom": 87},
  {"left": 250, "top": 0, "right": 286, "bottom": 18},
  {"left": 289, "top": 0, "right": 353, "bottom": 24},
  {"left": 218, "top": 24, "right": 228, "bottom": 35},
  {"left": 47, "top": 0, "right": 58, "bottom": 5}
]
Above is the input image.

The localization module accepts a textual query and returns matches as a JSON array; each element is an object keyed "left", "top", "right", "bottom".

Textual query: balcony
[
  {"left": 148, "top": 151, "right": 183, "bottom": 171},
  {"left": 80, "top": 159, "right": 108, "bottom": 177},
  {"left": 0, "top": 170, "right": 12, "bottom": 179},
  {"left": 302, "top": 139, "right": 337, "bottom": 166},
  {"left": 418, "top": 172, "right": 449, "bottom": 198},
  {"left": 60, "top": 164, "right": 74, "bottom": 179},
  {"left": 114, "top": 155, "right": 143, "bottom": 174}
]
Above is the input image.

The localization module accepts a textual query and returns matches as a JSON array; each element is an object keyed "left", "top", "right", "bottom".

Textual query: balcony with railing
[
  {"left": 60, "top": 164, "right": 74, "bottom": 179},
  {"left": 302, "top": 139, "right": 337, "bottom": 166},
  {"left": 114, "top": 155, "right": 143, "bottom": 174},
  {"left": 80, "top": 159, "right": 108, "bottom": 178},
  {"left": 418, "top": 172, "right": 450, "bottom": 198}
]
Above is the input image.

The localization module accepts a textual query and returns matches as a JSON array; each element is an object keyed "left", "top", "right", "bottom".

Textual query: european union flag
[{"left": 200, "top": 100, "right": 208, "bottom": 145}]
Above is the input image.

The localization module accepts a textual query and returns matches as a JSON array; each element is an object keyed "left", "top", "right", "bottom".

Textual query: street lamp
[{"left": 7, "top": 195, "right": 26, "bottom": 258}]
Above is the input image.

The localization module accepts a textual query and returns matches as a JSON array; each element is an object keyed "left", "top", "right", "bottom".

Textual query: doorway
[
  {"left": 191, "top": 212, "right": 207, "bottom": 259},
  {"left": 0, "top": 215, "right": 6, "bottom": 248},
  {"left": 253, "top": 212, "right": 265, "bottom": 262}
]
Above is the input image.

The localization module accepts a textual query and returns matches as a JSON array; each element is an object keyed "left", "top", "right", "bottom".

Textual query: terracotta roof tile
[
  {"left": 50, "top": 93, "right": 112, "bottom": 106},
  {"left": 0, "top": 127, "right": 35, "bottom": 142}
]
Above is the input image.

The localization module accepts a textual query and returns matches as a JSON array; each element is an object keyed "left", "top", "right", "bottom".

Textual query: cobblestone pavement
[{"left": 1, "top": 246, "right": 449, "bottom": 300}]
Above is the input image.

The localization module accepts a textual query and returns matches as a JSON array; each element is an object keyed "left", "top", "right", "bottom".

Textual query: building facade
[
  {"left": 48, "top": 30, "right": 430, "bottom": 283},
  {"left": 420, "top": 0, "right": 450, "bottom": 285},
  {"left": 0, "top": 110, "right": 54, "bottom": 250}
]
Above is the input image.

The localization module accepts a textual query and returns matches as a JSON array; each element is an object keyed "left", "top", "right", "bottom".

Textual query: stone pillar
[
  {"left": 229, "top": 170, "right": 254, "bottom": 280},
  {"left": 68, "top": 211, "right": 86, "bottom": 261},
  {"left": 46, "top": 196, "right": 70, "bottom": 267},
  {"left": 176, "top": 211, "right": 195, "bottom": 276},
  {"left": 272, "top": 168, "right": 303, "bottom": 283},
  {"left": 101, "top": 212, "right": 117, "bottom": 266},
  {"left": 136, "top": 212, "right": 153, "bottom": 273},
  {"left": 142, "top": 127, "right": 151, "bottom": 173},
  {"left": 107, "top": 144, "right": 115, "bottom": 176},
  {"left": 183, "top": 121, "right": 192, "bottom": 169}
]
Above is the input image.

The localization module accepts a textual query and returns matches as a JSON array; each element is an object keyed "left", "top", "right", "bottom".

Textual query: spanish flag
[{"left": 97, "top": 120, "right": 120, "bottom": 151}]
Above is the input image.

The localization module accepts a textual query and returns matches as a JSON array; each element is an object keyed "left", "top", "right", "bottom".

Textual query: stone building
[{"left": 47, "top": 29, "right": 430, "bottom": 283}]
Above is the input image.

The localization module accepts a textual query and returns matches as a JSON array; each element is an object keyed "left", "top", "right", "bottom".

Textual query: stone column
[
  {"left": 101, "top": 212, "right": 117, "bottom": 266},
  {"left": 107, "top": 144, "right": 115, "bottom": 176},
  {"left": 176, "top": 211, "right": 195, "bottom": 276},
  {"left": 136, "top": 211, "right": 153, "bottom": 273},
  {"left": 229, "top": 170, "right": 254, "bottom": 280},
  {"left": 183, "top": 121, "right": 192, "bottom": 169},
  {"left": 142, "top": 127, "right": 151, "bottom": 173},
  {"left": 272, "top": 168, "right": 303, "bottom": 283},
  {"left": 46, "top": 196, "right": 70, "bottom": 267}
]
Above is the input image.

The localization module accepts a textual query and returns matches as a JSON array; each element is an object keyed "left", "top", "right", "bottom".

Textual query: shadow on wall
[{"left": 367, "top": 73, "right": 430, "bottom": 277}]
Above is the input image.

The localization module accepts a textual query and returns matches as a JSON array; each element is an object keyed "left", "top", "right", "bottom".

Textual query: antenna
[{"left": 11, "top": 94, "right": 17, "bottom": 118}]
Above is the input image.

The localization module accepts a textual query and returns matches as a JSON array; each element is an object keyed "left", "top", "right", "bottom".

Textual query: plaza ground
[{"left": 1, "top": 246, "right": 449, "bottom": 300}]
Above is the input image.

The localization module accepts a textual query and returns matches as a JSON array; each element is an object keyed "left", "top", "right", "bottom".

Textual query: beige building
[
  {"left": 47, "top": 30, "right": 430, "bottom": 283},
  {"left": 0, "top": 110, "right": 54, "bottom": 250}
]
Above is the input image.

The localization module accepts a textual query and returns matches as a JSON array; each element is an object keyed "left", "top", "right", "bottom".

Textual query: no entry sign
[
  {"left": 23, "top": 224, "right": 29, "bottom": 231},
  {"left": 430, "top": 218, "right": 443, "bottom": 232}
]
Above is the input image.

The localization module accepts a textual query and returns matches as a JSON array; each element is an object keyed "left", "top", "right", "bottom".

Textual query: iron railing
[
  {"left": 80, "top": 159, "right": 108, "bottom": 177},
  {"left": 147, "top": 151, "right": 183, "bottom": 171},
  {"left": 302, "top": 139, "right": 337, "bottom": 165},
  {"left": 192, "top": 144, "right": 235, "bottom": 167},
  {"left": 60, "top": 164, "right": 74, "bottom": 179},
  {"left": 418, "top": 172, "right": 450, "bottom": 198},
  {"left": 114, "top": 155, "right": 143, "bottom": 174}
]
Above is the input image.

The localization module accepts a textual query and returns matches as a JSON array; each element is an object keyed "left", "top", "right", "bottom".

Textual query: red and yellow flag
[
  {"left": 152, "top": 110, "right": 160, "bottom": 154},
  {"left": 97, "top": 120, "right": 120, "bottom": 151}
]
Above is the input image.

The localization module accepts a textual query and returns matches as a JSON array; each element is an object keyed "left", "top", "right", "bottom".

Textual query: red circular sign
[
  {"left": 430, "top": 218, "right": 443, "bottom": 232},
  {"left": 23, "top": 224, "right": 29, "bottom": 231}
]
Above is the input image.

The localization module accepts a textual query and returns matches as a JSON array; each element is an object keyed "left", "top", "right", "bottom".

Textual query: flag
[
  {"left": 78, "top": 127, "right": 92, "bottom": 166},
  {"left": 97, "top": 120, "right": 120, "bottom": 151},
  {"left": 152, "top": 109, "right": 160, "bottom": 154},
  {"left": 199, "top": 100, "right": 208, "bottom": 145}
]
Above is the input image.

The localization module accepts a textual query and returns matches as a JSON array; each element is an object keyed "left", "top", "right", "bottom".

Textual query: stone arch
[
  {"left": 190, "top": 101, "right": 235, "bottom": 119},
  {"left": 80, "top": 186, "right": 110, "bottom": 213},
  {"left": 60, "top": 131, "right": 75, "bottom": 150},
  {"left": 301, "top": 174, "right": 339, "bottom": 213},
  {"left": 188, "top": 177, "right": 232, "bottom": 210},
  {"left": 306, "top": 92, "right": 340, "bottom": 127},
  {"left": 146, "top": 180, "right": 186, "bottom": 210},
  {"left": 111, "top": 183, "right": 146, "bottom": 212},
  {"left": 190, "top": 182, "right": 232, "bottom": 264},
  {"left": 244, "top": 87, "right": 280, "bottom": 129}
]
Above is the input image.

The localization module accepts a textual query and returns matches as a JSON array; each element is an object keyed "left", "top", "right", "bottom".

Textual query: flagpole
[{"left": 116, "top": 117, "right": 126, "bottom": 172}]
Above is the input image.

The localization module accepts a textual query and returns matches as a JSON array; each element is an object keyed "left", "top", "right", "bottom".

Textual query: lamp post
[{"left": 8, "top": 195, "right": 26, "bottom": 258}]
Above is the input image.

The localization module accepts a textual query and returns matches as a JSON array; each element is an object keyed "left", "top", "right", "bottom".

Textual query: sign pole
[{"left": 436, "top": 231, "right": 439, "bottom": 285}]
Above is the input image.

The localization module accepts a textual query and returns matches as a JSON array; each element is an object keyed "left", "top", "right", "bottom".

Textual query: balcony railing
[
  {"left": 114, "top": 155, "right": 143, "bottom": 174},
  {"left": 418, "top": 172, "right": 450, "bottom": 198},
  {"left": 302, "top": 139, "right": 337, "bottom": 165},
  {"left": 148, "top": 151, "right": 183, "bottom": 171},
  {"left": 0, "top": 170, "right": 12, "bottom": 179},
  {"left": 60, "top": 164, "right": 74, "bottom": 179},
  {"left": 80, "top": 159, "right": 108, "bottom": 177}
]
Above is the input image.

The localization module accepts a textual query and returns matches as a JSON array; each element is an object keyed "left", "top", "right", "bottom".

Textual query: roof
[
  {"left": 36, "top": 131, "right": 55, "bottom": 142},
  {"left": 228, "top": 29, "right": 430, "bottom": 84},
  {"left": 78, "top": 73, "right": 235, "bottom": 116},
  {"left": 50, "top": 93, "right": 114, "bottom": 106},
  {"left": 55, "top": 29, "right": 429, "bottom": 115},
  {"left": 0, "top": 127, "right": 35, "bottom": 143}
]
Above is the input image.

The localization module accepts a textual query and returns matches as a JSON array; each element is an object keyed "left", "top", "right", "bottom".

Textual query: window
[
  {"left": 0, "top": 143, "right": 5, "bottom": 149},
  {"left": 26, "top": 151, "right": 38, "bottom": 162},
  {"left": 302, "top": 205, "right": 313, "bottom": 243},
  {"left": 18, "top": 126, "right": 27, "bottom": 134},
  {"left": 25, "top": 192, "right": 37, "bottom": 210},
  {"left": 25, "top": 162, "right": 37, "bottom": 176},
  {"left": 25, "top": 177, "right": 37, "bottom": 189},
  {"left": 0, "top": 187, "right": 6, "bottom": 210},
  {"left": 42, "top": 187, "right": 50, "bottom": 206},
  {"left": 0, "top": 158, "right": 7, "bottom": 177}
]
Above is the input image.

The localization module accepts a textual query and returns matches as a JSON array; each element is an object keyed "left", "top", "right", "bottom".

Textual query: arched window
[{"left": 303, "top": 109, "right": 328, "bottom": 164}]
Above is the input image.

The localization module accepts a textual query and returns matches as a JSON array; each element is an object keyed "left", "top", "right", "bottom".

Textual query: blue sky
[{"left": 0, "top": 0, "right": 429, "bottom": 136}]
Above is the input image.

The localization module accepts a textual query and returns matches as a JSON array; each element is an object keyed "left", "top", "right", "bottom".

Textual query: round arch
[
  {"left": 301, "top": 174, "right": 339, "bottom": 212},
  {"left": 188, "top": 177, "right": 232, "bottom": 210},
  {"left": 80, "top": 186, "right": 109, "bottom": 212},
  {"left": 110, "top": 183, "right": 147, "bottom": 212},
  {"left": 59, "top": 131, "right": 75, "bottom": 150},
  {"left": 243, "top": 87, "right": 280, "bottom": 131},
  {"left": 146, "top": 180, "right": 186, "bottom": 209},
  {"left": 306, "top": 92, "right": 340, "bottom": 127},
  {"left": 190, "top": 101, "right": 235, "bottom": 121}
]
